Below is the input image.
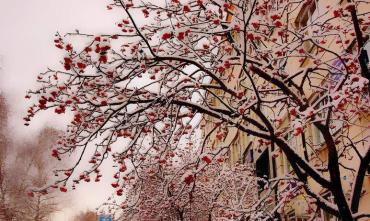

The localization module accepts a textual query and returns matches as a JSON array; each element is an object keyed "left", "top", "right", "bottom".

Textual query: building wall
[{"left": 203, "top": 0, "right": 370, "bottom": 220}]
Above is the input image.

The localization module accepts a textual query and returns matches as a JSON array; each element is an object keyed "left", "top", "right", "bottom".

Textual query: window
[
  {"left": 364, "top": 40, "right": 370, "bottom": 66},
  {"left": 280, "top": 152, "right": 293, "bottom": 175},
  {"left": 311, "top": 94, "right": 327, "bottom": 149},
  {"left": 311, "top": 124, "right": 324, "bottom": 149},
  {"left": 286, "top": 132, "right": 298, "bottom": 150},
  {"left": 311, "top": 93, "right": 343, "bottom": 150},
  {"left": 329, "top": 58, "right": 346, "bottom": 88},
  {"left": 242, "top": 142, "right": 253, "bottom": 164},
  {"left": 281, "top": 133, "right": 295, "bottom": 174},
  {"left": 256, "top": 149, "right": 269, "bottom": 192},
  {"left": 294, "top": 0, "right": 317, "bottom": 29},
  {"left": 319, "top": 192, "right": 341, "bottom": 221},
  {"left": 285, "top": 210, "right": 309, "bottom": 221},
  {"left": 295, "top": 0, "right": 319, "bottom": 67}
]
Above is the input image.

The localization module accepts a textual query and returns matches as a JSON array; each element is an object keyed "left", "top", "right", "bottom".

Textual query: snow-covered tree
[
  {"left": 98, "top": 146, "right": 264, "bottom": 221},
  {"left": 26, "top": 0, "right": 370, "bottom": 220}
]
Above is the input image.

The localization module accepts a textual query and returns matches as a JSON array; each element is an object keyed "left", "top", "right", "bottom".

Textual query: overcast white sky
[{"left": 0, "top": 1, "right": 125, "bottom": 220}]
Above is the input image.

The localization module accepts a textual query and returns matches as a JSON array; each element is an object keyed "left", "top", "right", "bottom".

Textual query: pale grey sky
[{"left": 0, "top": 1, "right": 124, "bottom": 220}]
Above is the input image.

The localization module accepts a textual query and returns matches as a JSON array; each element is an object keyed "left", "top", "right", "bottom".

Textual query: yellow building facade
[{"left": 203, "top": 0, "right": 370, "bottom": 220}]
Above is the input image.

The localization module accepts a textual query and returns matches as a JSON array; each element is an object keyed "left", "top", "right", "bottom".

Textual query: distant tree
[
  {"left": 0, "top": 94, "right": 12, "bottom": 220},
  {"left": 0, "top": 95, "right": 61, "bottom": 221},
  {"left": 73, "top": 210, "right": 98, "bottom": 221},
  {"left": 8, "top": 128, "right": 61, "bottom": 221}
]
